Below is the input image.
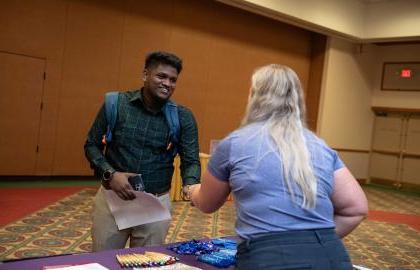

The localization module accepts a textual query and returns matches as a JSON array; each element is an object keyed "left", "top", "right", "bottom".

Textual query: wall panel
[
  {"left": 0, "top": 0, "right": 321, "bottom": 175},
  {"left": 337, "top": 151, "right": 369, "bottom": 180},
  {"left": 118, "top": 0, "right": 175, "bottom": 90},
  {"left": 53, "top": 0, "right": 125, "bottom": 174},
  {"left": 405, "top": 117, "right": 420, "bottom": 154},
  {"left": 0, "top": 52, "right": 45, "bottom": 174},
  {"left": 369, "top": 153, "right": 399, "bottom": 181},
  {"left": 0, "top": 0, "right": 67, "bottom": 174},
  {"left": 372, "top": 115, "right": 403, "bottom": 152},
  {"left": 402, "top": 157, "right": 420, "bottom": 185}
]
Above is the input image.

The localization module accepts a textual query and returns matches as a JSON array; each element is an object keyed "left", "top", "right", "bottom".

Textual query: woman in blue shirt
[{"left": 189, "top": 64, "right": 368, "bottom": 269}]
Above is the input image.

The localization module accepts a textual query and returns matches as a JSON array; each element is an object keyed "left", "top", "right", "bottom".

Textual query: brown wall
[{"left": 0, "top": 0, "right": 324, "bottom": 175}]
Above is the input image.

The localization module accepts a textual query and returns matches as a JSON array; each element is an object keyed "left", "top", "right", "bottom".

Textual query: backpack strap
[
  {"left": 102, "top": 91, "right": 180, "bottom": 157},
  {"left": 103, "top": 91, "right": 119, "bottom": 144},
  {"left": 163, "top": 100, "right": 180, "bottom": 156}
]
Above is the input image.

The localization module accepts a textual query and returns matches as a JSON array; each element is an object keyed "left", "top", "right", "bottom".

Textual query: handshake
[
  {"left": 182, "top": 184, "right": 200, "bottom": 204},
  {"left": 127, "top": 174, "right": 200, "bottom": 200}
]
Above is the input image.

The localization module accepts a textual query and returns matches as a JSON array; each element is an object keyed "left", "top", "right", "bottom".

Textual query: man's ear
[{"left": 142, "top": 69, "right": 148, "bottom": 82}]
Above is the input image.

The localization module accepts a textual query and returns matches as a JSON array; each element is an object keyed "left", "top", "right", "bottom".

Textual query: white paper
[
  {"left": 104, "top": 190, "right": 171, "bottom": 230},
  {"left": 44, "top": 263, "right": 109, "bottom": 270},
  {"left": 353, "top": 265, "right": 372, "bottom": 270},
  {"left": 134, "top": 262, "right": 202, "bottom": 270}
]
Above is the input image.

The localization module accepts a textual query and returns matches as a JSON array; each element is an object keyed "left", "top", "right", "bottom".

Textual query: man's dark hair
[{"left": 145, "top": 51, "right": 183, "bottom": 74}]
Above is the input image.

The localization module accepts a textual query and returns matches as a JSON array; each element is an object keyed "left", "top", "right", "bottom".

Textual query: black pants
[{"left": 236, "top": 229, "right": 352, "bottom": 270}]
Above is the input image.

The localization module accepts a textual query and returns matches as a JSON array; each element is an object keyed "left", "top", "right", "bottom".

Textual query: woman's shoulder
[
  {"left": 304, "top": 129, "right": 338, "bottom": 157},
  {"left": 227, "top": 123, "right": 265, "bottom": 141},
  {"left": 304, "top": 129, "right": 326, "bottom": 145}
]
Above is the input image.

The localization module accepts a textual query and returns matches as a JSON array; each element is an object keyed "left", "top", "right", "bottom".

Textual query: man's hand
[
  {"left": 109, "top": 172, "right": 137, "bottom": 200},
  {"left": 182, "top": 184, "right": 200, "bottom": 201},
  {"left": 182, "top": 185, "right": 194, "bottom": 200}
]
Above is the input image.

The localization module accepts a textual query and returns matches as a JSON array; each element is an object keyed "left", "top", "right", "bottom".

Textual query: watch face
[{"left": 103, "top": 171, "right": 112, "bottom": 181}]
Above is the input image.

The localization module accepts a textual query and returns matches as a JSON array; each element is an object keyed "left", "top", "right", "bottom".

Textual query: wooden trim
[
  {"left": 333, "top": 148, "right": 369, "bottom": 153},
  {"left": 374, "top": 41, "right": 420, "bottom": 46},
  {"left": 403, "top": 152, "right": 420, "bottom": 159},
  {"left": 399, "top": 182, "right": 420, "bottom": 193},
  {"left": 370, "top": 177, "right": 396, "bottom": 184},
  {"left": 370, "top": 177, "right": 420, "bottom": 193},
  {"left": 356, "top": 178, "right": 368, "bottom": 185},
  {"left": 199, "top": 153, "right": 211, "bottom": 158},
  {"left": 371, "top": 149, "right": 400, "bottom": 156},
  {"left": 372, "top": 106, "right": 420, "bottom": 114},
  {"left": 306, "top": 33, "right": 327, "bottom": 131},
  {"left": 0, "top": 50, "right": 46, "bottom": 60}
]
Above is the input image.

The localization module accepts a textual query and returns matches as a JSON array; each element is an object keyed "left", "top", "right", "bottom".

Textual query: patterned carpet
[{"left": 0, "top": 186, "right": 419, "bottom": 270}]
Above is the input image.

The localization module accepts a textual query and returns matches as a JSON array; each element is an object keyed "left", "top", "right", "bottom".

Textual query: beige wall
[
  {"left": 371, "top": 44, "right": 420, "bottom": 108},
  {"left": 365, "top": 0, "right": 420, "bottom": 41},
  {"left": 218, "top": 0, "right": 420, "bottom": 41},
  {"left": 318, "top": 37, "right": 375, "bottom": 149},
  {"left": 218, "top": 0, "right": 365, "bottom": 39},
  {"left": 318, "top": 37, "right": 420, "bottom": 180},
  {"left": 317, "top": 37, "right": 375, "bottom": 179},
  {"left": 339, "top": 152, "right": 370, "bottom": 180}
]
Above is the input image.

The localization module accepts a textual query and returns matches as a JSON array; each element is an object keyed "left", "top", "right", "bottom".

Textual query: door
[{"left": 0, "top": 52, "right": 45, "bottom": 174}]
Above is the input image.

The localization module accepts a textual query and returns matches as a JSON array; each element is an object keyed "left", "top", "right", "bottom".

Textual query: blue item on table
[
  {"left": 218, "top": 248, "right": 237, "bottom": 256},
  {"left": 211, "top": 238, "right": 237, "bottom": 250},
  {"left": 168, "top": 238, "right": 237, "bottom": 268},
  {"left": 198, "top": 251, "right": 236, "bottom": 268},
  {"left": 168, "top": 239, "right": 219, "bottom": 255}
]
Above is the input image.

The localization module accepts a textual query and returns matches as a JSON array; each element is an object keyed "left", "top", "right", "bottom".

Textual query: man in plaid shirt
[{"left": 84, "top": 51, "right": 201, "bottom": 251}]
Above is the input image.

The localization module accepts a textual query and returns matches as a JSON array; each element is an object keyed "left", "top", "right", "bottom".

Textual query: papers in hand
[{"left": 104, "top": 190, "right": 171, "bottom": 230}]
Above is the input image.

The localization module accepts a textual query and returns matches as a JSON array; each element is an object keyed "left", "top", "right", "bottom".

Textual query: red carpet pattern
[
  {"left": 0, "top": 187, "right": 86, "bottom": 227},
  {"left": 0, "top": 189, "right": 95, "bottom": 260},
  {"left": 0, "top": 187, "right": 419, "bottom": 270}
]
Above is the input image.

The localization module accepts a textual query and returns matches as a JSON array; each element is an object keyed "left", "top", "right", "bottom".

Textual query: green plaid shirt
[{"left": 84, "top": 90, "right": 201, "bottom": 194}]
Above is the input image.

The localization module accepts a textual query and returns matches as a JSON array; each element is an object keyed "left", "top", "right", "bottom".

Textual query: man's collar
[
  {"left": 131, "top": 88, "right": 167, "bottom": 113},
  {"left": 129, "top": 89, "right": 143, "bottom": 103}
]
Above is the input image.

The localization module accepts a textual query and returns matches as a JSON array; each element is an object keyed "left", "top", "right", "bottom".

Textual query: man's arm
[
  {"left": 332, "top": 167, "right": 368, "bottom": 238},
  {"left": 84, "top": 104, "right": 115, "bottom": 176},
  {"left": 177, "top": 107, "right": 201, "bottom": 197},
  {"left": 84, "top": 104, "right": 136, "bottom": 200}
]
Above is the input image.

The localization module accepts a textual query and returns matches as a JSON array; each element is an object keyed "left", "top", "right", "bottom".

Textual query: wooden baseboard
[
  {"left": 334, "top": 148, "right": 369, "bottom": 153},
  {"left": 356, "top": 178, "right": 368, "bottom": 185},
  {"left": 370, "top": 178, "right": 420, "bottom": 193}
]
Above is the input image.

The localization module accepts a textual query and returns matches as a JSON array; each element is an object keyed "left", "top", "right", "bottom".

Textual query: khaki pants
[{"left": 91, "top": 187, "right": 171, "bottom": 251}]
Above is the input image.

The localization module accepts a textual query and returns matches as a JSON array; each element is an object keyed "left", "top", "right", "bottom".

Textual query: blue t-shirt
[{"left": 207, "top": 122, "right": 344, "bottom": 240}]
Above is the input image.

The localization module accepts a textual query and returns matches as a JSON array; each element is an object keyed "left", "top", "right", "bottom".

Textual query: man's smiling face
[{"left": 143, "top": 64, "right": 178, "bottom": 102}]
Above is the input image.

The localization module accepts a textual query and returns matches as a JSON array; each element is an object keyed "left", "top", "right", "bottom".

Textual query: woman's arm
[
  {"left": 332, "top": 167, "right": 368, "bottom": 238},
  {"left": 190, "top": 170, "right": 231, "bottom": 214}
]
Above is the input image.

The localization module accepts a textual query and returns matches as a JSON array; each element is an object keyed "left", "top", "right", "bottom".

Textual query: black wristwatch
[{"left": 102, "top": 169, "right": 115, "bottom": 182}]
